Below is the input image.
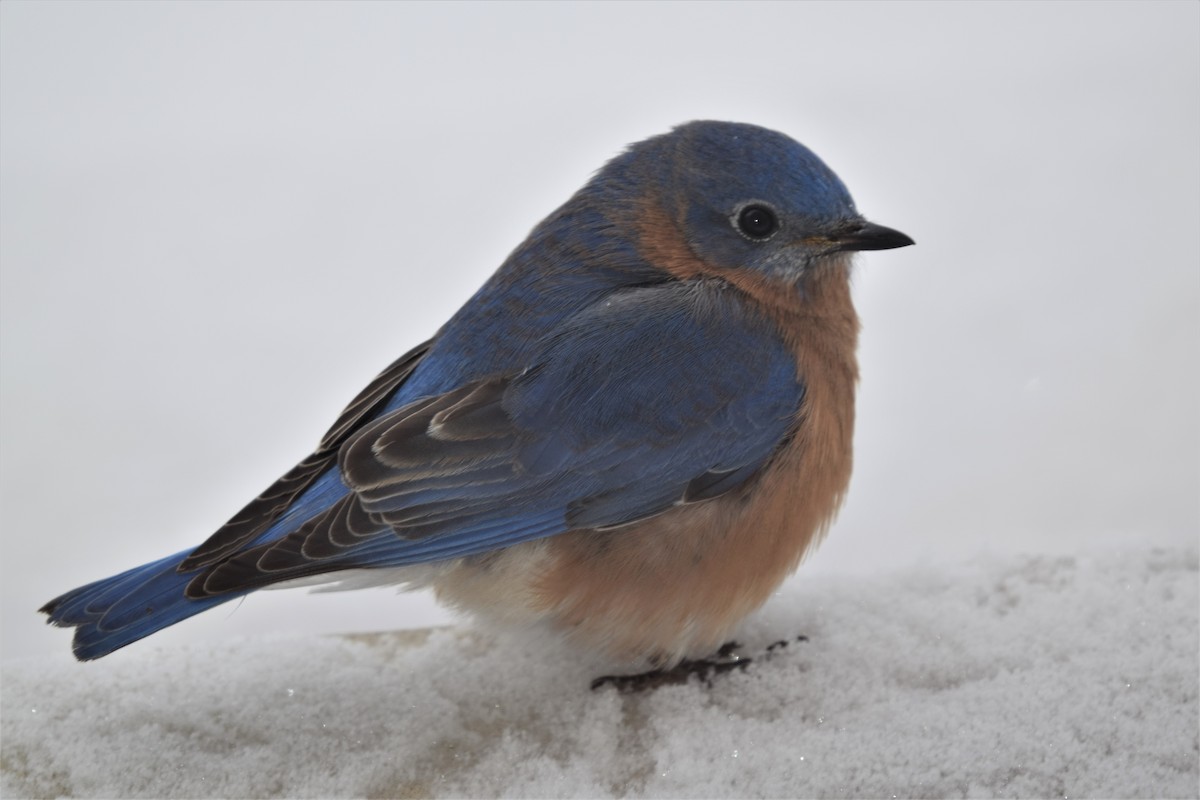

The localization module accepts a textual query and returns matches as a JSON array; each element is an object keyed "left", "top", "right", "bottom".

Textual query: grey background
[{"left": 2, "top": 1, "right": 1197, "bottom": 660}]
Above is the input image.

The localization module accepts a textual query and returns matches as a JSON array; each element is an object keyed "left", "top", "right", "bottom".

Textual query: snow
[{"left": 3, "top": 546, "right": 1196, "bottom": 799}]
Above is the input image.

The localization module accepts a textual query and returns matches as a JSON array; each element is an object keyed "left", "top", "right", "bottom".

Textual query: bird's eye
[{"left": 734, "top": 204, "right": 779, "bottom": 241}]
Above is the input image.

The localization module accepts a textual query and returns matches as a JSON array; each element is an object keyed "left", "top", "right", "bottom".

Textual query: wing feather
[
  {"left": 178, "top": 340, "right": 432, "bottom": 570},
  {"left": 182, "top": 281, "right": 804, "bottom": 597}
]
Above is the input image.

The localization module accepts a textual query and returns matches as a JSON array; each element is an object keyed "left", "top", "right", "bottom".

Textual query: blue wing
[{"left": 42, "top": 280, "right": 803, "bottom": 658}]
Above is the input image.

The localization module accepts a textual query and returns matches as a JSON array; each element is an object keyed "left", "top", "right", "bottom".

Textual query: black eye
[{"left": 735, "top": 204, "right": 779, "bottom": 241}]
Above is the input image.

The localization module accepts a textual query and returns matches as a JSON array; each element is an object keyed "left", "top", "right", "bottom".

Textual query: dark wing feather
[
  {"left": 178, "top": 339, "right": 432, "bottom": 570},
  {"left": 185, "top": 282, "right": 804, "bottom": 597}
]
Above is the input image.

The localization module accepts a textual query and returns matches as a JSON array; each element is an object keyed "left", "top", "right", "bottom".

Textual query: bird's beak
[{"left": 833, "top": 220, "right": 915, "bottom": 252}]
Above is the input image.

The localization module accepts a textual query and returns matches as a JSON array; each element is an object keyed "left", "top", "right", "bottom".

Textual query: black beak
[{"left": 834, "top": 220, "right": 914, "bottom": 252}]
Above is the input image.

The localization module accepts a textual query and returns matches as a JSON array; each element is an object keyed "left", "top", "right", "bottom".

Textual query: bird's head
[{"left": 620, "top": 121, "right": 913, "bottom": 283}]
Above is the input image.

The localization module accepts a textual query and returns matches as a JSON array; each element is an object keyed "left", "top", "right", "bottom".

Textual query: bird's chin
[
  {"left": 756, "top": 252, "right": 806, "bottom": 284},
  {"left": 764, "top": 251, "right": 851, "bottom": 285},
  {"left": 818, "top": 251, "right": 856, "bottom": 272}
]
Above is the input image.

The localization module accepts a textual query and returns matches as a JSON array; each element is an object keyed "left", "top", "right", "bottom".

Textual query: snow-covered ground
[{"left": 4, "top": 546, "right": 1196, "bottom": 799}]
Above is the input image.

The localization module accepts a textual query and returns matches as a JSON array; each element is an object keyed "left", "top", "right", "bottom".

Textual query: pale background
[{"left": 2, "top": 1, "right": 1197, "bottom": 661}]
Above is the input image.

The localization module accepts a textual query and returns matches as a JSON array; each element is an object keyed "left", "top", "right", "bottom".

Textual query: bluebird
[{"left": 41, "top": 121, "right": 913, "bottom": 668}]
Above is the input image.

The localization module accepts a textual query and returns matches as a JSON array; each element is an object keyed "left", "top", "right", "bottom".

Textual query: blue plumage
[{"left": 42, "top": 120, "right": 913, "bottom": 662}]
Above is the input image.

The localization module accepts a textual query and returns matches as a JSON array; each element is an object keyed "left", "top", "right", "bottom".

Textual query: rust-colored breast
[
  {"left": 433, "top": 202, "right": 861, "bottom": 665},
  {"left": 531, "top": 245, "right": 861, "bottom": 664}
]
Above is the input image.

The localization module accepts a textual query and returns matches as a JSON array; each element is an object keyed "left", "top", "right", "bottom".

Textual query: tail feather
[{"left": 40, "top": 550, "right": 246, "bottom": 661}]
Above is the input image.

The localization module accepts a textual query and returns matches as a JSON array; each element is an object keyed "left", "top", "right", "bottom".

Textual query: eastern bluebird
[{"left": 42, "top": 121, "right": 913, "bottom": 667}]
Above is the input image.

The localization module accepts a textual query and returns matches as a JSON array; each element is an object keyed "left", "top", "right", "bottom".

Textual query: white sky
[{"left": 1, "top": 1, "right": 1197, "bottom": 660}]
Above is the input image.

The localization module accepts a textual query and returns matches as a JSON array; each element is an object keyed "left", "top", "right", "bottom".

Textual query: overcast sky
[{"left": 2, "top": 1, "right": 1197, "bottom": 660}]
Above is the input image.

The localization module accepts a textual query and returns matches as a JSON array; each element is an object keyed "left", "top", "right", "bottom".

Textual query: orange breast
[{"left": 531, "top": 255, "right": 860, "bottom": 664}]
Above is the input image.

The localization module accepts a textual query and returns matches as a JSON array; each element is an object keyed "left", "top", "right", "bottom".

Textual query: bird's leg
[
  {"left": 590, "top": 636, "right": 808, "bottom": 692},
  {"left": 590, "top": 641, "right": 749, "bottom": 692}
]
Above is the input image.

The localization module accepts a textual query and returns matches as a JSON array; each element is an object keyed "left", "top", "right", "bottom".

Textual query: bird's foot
[{"left": 590, "top": 636, "right": 808, "bottom": 693}]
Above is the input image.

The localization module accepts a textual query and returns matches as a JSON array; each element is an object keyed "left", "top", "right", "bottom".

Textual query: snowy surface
[{"left": 3, "top": 547, "right": 1196, "bottom": 799}]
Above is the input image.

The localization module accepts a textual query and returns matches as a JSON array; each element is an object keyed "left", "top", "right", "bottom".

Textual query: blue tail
[{"left": 40, "top": 550, "right": 248, "bottom": 660}]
